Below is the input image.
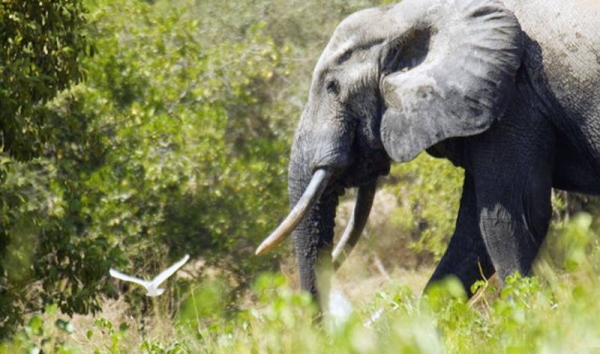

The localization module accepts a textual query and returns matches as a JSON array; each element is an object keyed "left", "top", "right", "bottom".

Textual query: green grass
[{"left": 4, "top": 213, "right": 600, "bottom": 353}]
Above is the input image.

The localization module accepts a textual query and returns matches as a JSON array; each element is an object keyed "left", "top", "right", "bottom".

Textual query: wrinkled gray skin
[{"left": 280, "top": 0, "right": 600, "bottom": 309}]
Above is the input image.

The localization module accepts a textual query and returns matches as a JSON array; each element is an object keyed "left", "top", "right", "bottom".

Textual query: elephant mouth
[
  {"left": 339, "top": 154, "right": 390, "bottom": 189},
  {"left": 255, "top": 167, "right": 378, "bottom": 270}
]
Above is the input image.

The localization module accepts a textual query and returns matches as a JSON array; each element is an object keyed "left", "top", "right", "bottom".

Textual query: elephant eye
[
  {"left": 338, "top": 50, "right": 353, "bottom": 64},
  {"left": 326, "top": 80, "right": 339, "bottom": 95}
]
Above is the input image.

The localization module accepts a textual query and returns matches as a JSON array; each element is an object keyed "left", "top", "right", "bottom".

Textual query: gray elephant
[{"left": 256, "top": 0, "right": 600, "bottom": 308}]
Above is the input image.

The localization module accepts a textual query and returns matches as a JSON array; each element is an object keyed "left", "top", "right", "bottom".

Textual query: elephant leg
[
  {"left": 471, "top": 117, "right": 555, "bottom": 283},
  {"left": 425, "top": 171, "right": 495, "bottom": 297}
]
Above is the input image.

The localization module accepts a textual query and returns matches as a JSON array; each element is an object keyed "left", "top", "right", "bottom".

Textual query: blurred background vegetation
[{"left": 1, "top": 0, "right": 599, "bottom": 350}]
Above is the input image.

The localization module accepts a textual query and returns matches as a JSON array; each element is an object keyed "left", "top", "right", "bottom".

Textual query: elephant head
[{"left": 256, "top": 0, "right": 522, "bottom": 307}]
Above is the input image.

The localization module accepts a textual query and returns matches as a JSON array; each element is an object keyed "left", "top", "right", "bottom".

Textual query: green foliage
[
  {"left": 0, "top": 0, "right": 90, "bottom": 335},
  {"left": 2, "top": 304, "right": 79, "bottom": 353},
  {"left": 2, "top": 215, "right": 600, "bottom": 353},
  {"left": 179, "top": 278, "right": 230, "bottom": 326},
  {"left": 86, "top": 317, "right": 133, "bottom": 353},
  {"left": 65, "top": 0, "right": 292, "bottom": 281},
  {"left": 0, "top": 0, "right": 90, "bottom": 161},
  {"left": 385, "top": 153, "right": 464, "bottom": 261},
  {"left": 1, "top": 0, "right": 599, "bottom": 350},
  {"left": 0, "top": 0, "right": 296, "bottom": 335}
]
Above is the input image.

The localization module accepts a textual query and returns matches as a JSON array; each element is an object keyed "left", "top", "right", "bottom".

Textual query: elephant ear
[{"left": 380, "top": 0, "right": 523, "bottom": 162}]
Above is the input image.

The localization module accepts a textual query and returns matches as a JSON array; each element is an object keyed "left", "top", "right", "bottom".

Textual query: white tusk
[
  {"left": 332, "top": 180, "right": 377, "bottom": 269},
  {"left": 256, "top": 169, "right": 332, "bottom": 255}
]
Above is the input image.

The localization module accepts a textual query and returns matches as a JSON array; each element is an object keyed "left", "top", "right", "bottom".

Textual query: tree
[
  {"left": 0, "top": 0, "right": 89, "bottom": 161},
  {"left": 0, "top": 0, "right": 89, "bottom": 336}
]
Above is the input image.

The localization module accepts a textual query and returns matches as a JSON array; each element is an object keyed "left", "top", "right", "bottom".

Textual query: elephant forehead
[
  {"left": 334, "top": 7, "right": 386, "bottom": 40},
  {"left": 318, "top": 9, "right": 392, "bottom": 62}
]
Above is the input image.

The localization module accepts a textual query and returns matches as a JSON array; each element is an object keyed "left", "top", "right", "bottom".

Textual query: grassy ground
[{"left": 4, "top": 213, "right": 600, "bottom": 353}]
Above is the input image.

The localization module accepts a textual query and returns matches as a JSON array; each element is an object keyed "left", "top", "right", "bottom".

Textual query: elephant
[{"left": 256, "top": 0, "right": 600, "bottom": 309}]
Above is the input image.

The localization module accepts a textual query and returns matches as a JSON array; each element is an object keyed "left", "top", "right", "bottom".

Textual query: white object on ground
[
  {"left": 329, "top": 290, "right": 386, "bottom": 328},
  {"left": 109, "top": 254, "right": 190, "bottom": 297},
  {"left": 329, "top": 290, "right": 354, "bottom": 324},
  {"left": 363, "top": 307, "right": 384, "bottom": 327}
]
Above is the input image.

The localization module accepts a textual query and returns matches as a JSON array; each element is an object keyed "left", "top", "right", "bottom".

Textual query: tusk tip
[
  {"left": 255, "top": 231, "right": 285, "bottom": 256},
  {"left": 255, "top": 242, "right": 272, "bottom": 256}
]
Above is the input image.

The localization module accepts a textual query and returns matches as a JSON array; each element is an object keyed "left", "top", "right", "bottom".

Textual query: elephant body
[
  {"left": 429, "top": 0, "right": 600, "bottom": 287},
  {"left": 506, "top": 0, "right": 600, "bottom": 192},
  {"left": 257, "top": 0, "right": 600, "bottom": 308}
]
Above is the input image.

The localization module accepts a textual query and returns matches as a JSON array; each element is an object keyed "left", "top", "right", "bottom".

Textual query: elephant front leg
[
  {"left": 471, "top": 118, "right": 555, "bottom": 284},
  {"left": 476, "top": 169, "right": 553, "bottom": 282},
  {"left": 425, "top": 171, "right": 495, "bottom": 297}
]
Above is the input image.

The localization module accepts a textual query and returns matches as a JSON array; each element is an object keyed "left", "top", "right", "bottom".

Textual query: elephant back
[{"left": 504, "top": 0, "right": 600, "bottom": 170}]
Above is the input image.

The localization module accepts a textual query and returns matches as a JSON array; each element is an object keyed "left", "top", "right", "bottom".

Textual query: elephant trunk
[{"left": 288, "top": 161, "right": 339, "bottom": 305}]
